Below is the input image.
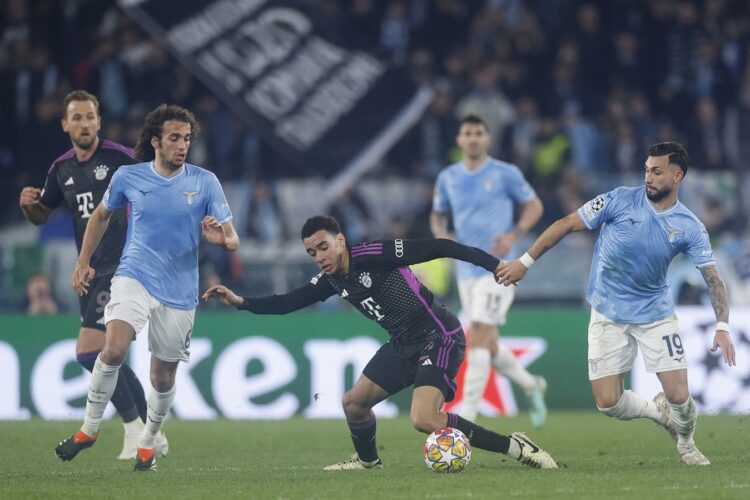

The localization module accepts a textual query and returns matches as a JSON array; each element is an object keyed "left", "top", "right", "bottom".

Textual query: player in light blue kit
[
  {"left": 55, "top": 104, "right": 240, "bottom": 471},
  {"left": 498, "top": 142, "right": 736, "bottom": 466},
  {"left": 431, "top": 115, "right": 547, "bottom": 427}
]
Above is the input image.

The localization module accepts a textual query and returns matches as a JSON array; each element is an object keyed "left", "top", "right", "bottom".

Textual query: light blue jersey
[
  {"left": 578, "top": 186, "right": 715, "bottom": 324},
  {"left": 103, "top": 162, "right": 233, "bottom": 309},
  {"left": 433, "top": 157, "right": 536, "bottom": 279}
]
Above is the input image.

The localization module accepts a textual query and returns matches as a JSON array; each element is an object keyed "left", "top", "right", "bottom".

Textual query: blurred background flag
[{"left": 120, "top": 0, "right": 433, "bottom": 187}]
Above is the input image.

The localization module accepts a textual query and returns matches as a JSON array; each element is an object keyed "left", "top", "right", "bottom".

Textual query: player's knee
[
  {"left": 410, "top": 408, "right": 440, "bottom": 434},
  {"left": 150, "top": 372, "right": 175, "bottom": 393},
  {"left": 595, "top": 394, "right": 623, "bottom": 416},
  {"left": 99, "top": 347, "right": 126, "bottom": 366},
  {"left": 341, "top": 392, "right": 369, "bottom": 420},
  {"left": 664, "top": 388, "right": 690, "bottom": 405}
]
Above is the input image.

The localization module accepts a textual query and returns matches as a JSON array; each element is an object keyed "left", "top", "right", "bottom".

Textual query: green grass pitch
[{"left": 1, "top": 411, "right": 748, "bottom": 499}]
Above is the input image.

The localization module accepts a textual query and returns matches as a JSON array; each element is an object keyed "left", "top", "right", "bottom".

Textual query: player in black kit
[
  {"left": 18, "top": 90, "right": 166, "bottom": 460},
  {"left": 203, "top": 215, "right": 558, "bottom": 470}
]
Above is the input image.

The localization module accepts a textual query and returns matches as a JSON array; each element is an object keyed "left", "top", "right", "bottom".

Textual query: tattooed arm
[{"left": 700, "top": 265, "right": 736, "bottom": 366}]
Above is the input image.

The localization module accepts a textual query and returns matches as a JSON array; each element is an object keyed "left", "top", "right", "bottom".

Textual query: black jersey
[
  {"left": 39, "top": 140, "right": 135, "bottom": 276},
  {"left": 239, "top": 239, "right": 500, "bottom": 344}
]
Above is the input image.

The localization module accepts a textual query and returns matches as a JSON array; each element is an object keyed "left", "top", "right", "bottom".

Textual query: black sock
[
  {"left": 348, "top": 417, "right": 379, "bottom": 463},
  {"left": 77, "top": 351, "right": 140, "bottom": 424},
  {"left": 447, "top": 412, "right": 510, "bottom": 454},
  {"left": 118, "top": 362, "right": 147, "bottom": 422}
]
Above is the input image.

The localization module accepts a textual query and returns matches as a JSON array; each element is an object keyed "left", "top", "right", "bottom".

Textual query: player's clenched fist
[
  {"left": 202, "top": 284, "right": 244, "bottom": 306},
  {"left": 19, "top": 187, "right": 42, "bottom": 209}
]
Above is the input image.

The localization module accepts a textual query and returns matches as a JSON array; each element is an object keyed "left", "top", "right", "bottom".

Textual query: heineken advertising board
[{"left": 1, "top": 308, "right": 745, "bottom": 419}]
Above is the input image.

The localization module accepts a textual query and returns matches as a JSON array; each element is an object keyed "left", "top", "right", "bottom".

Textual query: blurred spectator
[
  {"left": 379, "top": 1, "right": 410, "bottom": 64},
  {"left": 504, "top": 95, "right": 539, "bottom": 171},
  {"left": 247, "top": 181, "right": 285, "bottom": 242},
  {"left": 687, "top": 97, "right": 725, "bottom": 170},
  {"left": 409, "top": 82, "right": 458, "bottom": 176},
  {"left": 22, "top": 273, "right": 60, "bottom": 315},
  {"left": 329, "top": 187, "right": 372, "bottom": 243},
  {"left": 456, "top": 62, "right": 515, "bottom": 156}
]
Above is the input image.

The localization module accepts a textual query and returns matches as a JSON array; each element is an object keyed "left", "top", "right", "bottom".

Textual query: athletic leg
[
  {"left": 657, "top": 369, "right": 708, "bottom": 465},
  {"left": 55, "top": 319, "right": 135, "bottom": 461}
]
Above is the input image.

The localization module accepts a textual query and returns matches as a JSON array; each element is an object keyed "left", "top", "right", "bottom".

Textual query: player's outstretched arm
[
  {"left": 71, "top": 203, "right": 112, "bottom": 296},
  {"left": 496, "top": 211, "right": 587, "bottom": 286},
  {"left": 19, "top": 187, "right": 53, "bottom": 225},
  {"left": 204, "top": 282, "right": 334, "bottom": 315},
  {"left": 700, "top": 265, "right": 736, "bottom": 366},
  {"left": 202, "top": 284, "right": 244, "bottom": 306}
]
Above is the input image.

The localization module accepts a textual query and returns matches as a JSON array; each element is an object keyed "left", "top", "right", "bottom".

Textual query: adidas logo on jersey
[
  {"left": 65, "top": 177, "right": 74, "bottom": 186},
  {"left": 341, "top": 289, "right": 349, "bottom": 298},
  {"left": 422, "top": 359, "right": 432, "bottom": 366}
]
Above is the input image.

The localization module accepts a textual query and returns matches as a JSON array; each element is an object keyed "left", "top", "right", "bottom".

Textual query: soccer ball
[{"left": 423, "top": 427, "right": 472, "bottom": 473}]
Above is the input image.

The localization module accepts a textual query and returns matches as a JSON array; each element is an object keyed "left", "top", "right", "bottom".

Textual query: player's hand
[
  {"left": 19, "top": 187, "right": 41, "bottom": 209},
  {"left": 202, "top": 284, "right": 244, "bottom": 306},
  {"left": 202, "top": 216, "right": 227, "bottom": 246},
  {"left": 496, "top": 259, "right": 528, "bottom": 286},
  {"left": 71, "top": 261, "right": 96, "bottom": 296},
  {"left": 491, "top": 232, "right": 517, "bottom": 257},
  {"left": 711, "top": 330, "right": 736, "bottom": 366}
]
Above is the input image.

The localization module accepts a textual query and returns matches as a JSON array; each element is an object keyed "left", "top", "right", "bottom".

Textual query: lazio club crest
[{"left": 182, "top": 191, "right": 198, "bottom": 205}]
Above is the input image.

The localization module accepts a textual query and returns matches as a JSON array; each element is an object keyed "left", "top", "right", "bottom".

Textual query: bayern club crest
[
  {"left": 359, "top": 272, "right": 372, "bottom": 288},
  {"left": 94, "top": 164, "right": 109, "bottom": 181}
]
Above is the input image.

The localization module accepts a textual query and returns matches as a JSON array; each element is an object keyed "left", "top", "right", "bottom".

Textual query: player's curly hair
[
  {"left": 648, "top": 142, "right": 689, "bottom": 176},
  {"left": 135, "top": 104, "right": 200, "bottom": 161},
  {"left": 301, "top": 215, "right": 342, "bottom": 239}
]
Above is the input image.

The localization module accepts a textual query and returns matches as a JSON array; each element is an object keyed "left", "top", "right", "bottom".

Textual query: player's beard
[
  {"left": 646, "top": 185, "right": 671, "bottom": 202},
  {"left": 158, "top": 150, "right": 185, "bottom": 171},
  {"left": 73, "top": 133, "right": 96, "bottom": 150}
]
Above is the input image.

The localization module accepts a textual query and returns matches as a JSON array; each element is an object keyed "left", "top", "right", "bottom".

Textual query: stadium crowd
[{"left": 1, "top": 0, "right": 749, "bottom": 308}]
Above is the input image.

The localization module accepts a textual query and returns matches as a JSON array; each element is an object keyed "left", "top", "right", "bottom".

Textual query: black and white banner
[
  {"left": 120, "top": 0, "right": 432, "bottom": 176},
  {"left": 633, "top": 307, "right": 750, "bottom": 414}
]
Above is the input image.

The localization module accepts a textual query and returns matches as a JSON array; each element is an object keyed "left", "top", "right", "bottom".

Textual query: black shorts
[
  {"left": 362, "top": 330, "right": 466, "bottom": 402},
  {"left": 78, "top": 274, "right": 113, "bottom": 331}
]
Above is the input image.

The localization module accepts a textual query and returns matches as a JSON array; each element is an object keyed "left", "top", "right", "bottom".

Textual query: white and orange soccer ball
[{"left": 423, "top": 427, "right": 472, "bottom": 473}]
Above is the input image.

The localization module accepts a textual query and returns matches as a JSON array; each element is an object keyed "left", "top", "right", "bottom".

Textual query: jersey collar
[
  {"left": 643, "top": 189, "right": 681, "bottom": 216},
  {"left": 150, "top": 161, "right": 186, "bottom": 181},
  {"left": 459, "top": 157, "right": 491, "bottom": 175}
]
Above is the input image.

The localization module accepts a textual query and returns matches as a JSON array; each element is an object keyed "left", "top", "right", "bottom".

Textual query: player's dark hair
[
  {"left": 63, "top": 90, "right": 99, "bottom": 118},
  {"left": 648, "top": 142, "right": 689, "bottom": 176},
  {"left": 301, "top": 215, "right": 342, "bottom": 239},
  {"left": 135, "top": 104, "right": 200, "bottom": 161},
  {"left": 459, "top": 114, "right": 488, "bottom": 130}
]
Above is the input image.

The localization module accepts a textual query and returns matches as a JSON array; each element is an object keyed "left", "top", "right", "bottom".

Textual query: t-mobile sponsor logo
[
  {"left": 76, "top": 192, "right": 95, "bottom": 218},
  {"left": 360, "top": 297, "right": 385, "bottom": 321}
]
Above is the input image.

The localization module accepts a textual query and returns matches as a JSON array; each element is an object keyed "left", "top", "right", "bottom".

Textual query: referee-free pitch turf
[{"left": 1, "top": 411, "right": 748, "bottom": 499}]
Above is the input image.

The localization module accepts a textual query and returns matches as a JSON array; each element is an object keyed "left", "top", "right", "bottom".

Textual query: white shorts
[
  {"left": 105, "top": 277, "right": 195, "bottom": 362},
  {"left": 587, "top": 309, "right": 686, "bottom": 380},
  {"left": 457, "top": 274, "right": 515, "bottom": 326}
]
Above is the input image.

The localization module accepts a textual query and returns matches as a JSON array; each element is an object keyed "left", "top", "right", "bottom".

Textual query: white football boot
[
  {"left": 323, "top": 453, "right": 383, "bottom": 470},
  {"left": 511, "top": 432, "right": 559, "bottom": 469}
]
